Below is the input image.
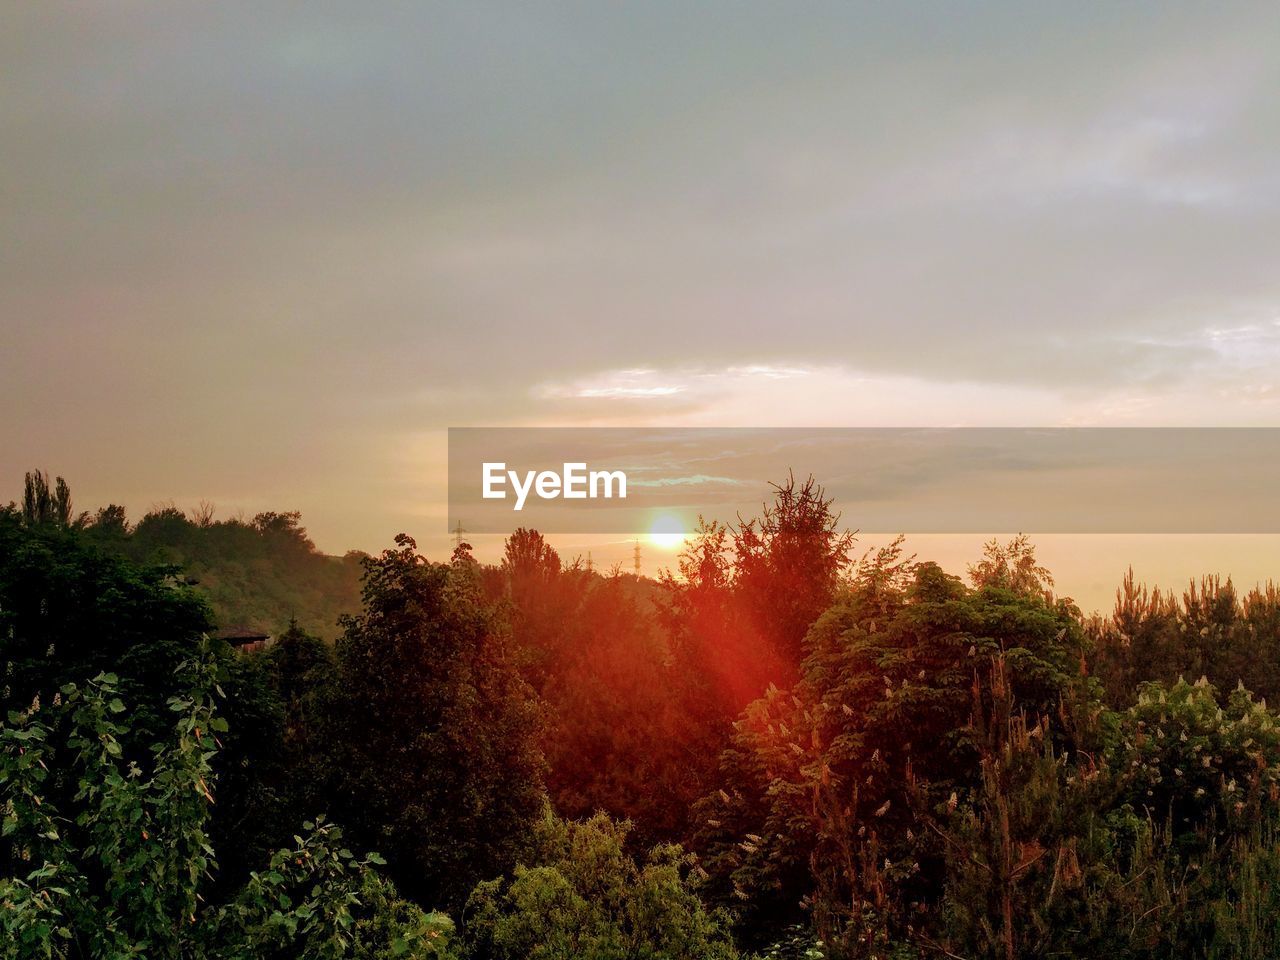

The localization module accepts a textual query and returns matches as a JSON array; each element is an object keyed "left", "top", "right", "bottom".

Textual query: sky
[{"left": 3, "top": 2, "right": 1279, "bottom": 611}]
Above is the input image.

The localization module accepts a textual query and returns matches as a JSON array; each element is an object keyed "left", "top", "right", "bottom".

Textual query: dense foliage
[
  {"left": 75, "top": 485, "right": 364, "bottom": 640},
  {"left": 0, "top": 656, "right": 451, "bottom": 960},
  {"left": 6, "top": 471, "right": 1280, "bottom": 959},
  {"left": 465, "top": 809, "right": 739, "bottom": 960},
  {"left": 324, "top": 535, "right": 546, "bottom": 912}
]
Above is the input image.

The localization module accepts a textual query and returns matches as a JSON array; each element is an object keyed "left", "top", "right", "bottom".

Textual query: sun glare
[{"left": 646, "top": 513, "right": 687, "bottom": 550}]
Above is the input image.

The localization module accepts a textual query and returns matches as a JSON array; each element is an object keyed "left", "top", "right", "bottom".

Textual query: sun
[{"left": 646, "top": 513, "right": 687, "bottom": 550}]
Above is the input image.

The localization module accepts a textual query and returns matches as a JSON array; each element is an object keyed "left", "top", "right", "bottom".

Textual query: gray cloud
[{"left": 3, "top": 2, "right": 1279, "bottom": 550}]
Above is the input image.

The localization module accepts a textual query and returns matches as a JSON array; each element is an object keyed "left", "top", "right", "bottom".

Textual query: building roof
[{"left": 216, "top": 626, "right": 272, "bottom": 646}]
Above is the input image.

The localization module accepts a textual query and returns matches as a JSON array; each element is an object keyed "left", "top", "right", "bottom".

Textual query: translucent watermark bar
[{"left": 447, "top": 427, "right": 1280, "bottom": 534}]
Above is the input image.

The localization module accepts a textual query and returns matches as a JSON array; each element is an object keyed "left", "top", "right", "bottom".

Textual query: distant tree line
[{"left": 17, "top": 471, "right": 366, "bottom": 640}]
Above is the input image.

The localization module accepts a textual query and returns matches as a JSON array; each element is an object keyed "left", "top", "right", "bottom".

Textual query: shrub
[
  {"left": 0, "top": 650, "right": 451, "bottom": 959},
  {"left": 464, "top": 810, "right": 739, "bottom": 960}
]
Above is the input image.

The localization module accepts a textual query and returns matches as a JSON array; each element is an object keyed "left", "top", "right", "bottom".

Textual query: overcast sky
[{"left": 4, "top": 2, "right": 1279, "bottom": 597}]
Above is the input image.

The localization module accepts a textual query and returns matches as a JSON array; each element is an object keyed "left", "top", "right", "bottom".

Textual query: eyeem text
[{"left": 482, "top": 462, "right": 627, "bottom": 511}]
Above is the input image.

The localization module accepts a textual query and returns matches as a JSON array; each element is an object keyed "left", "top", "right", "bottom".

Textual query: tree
[
  {"left": 202, "top": 648, "right": 294, "bottom": 901},
  {"left": 697, "top": 541, "right": 1096, "bottom": 955},
  {"left": 1107, "top": 677, "right": 1280, "bottom": 850},
  {"left": 0, "top": 654, "right": 453, "bottom": 960},
  {"left": 541, "top": 571, "right": 721, "bottom": 846},
  {"left": 1076, "top": 679, "right": 1280, "bottom": 958},
  {"left": 464, "top": 810, "right": 739, "bottom": 960},
  {"left": 219, "top": 621, "right": 342, "bottom": 892},
  {"left": 85, "top": 505, "right": 130, "bottom": 544},
  {"left": 1091, "top": 571, "right": 1280, "bottom": 709},
  {"left": 250, "top": 511, "right": 314, "bottom": 553},
  {"left": 116, "top": 500, "right": 364, "bottom": 641},
  {"left": 497, "top": 528, "right": 725, "bottom": 847},
  {"left": 329, "top": 535, "right": 545, "bottom": 912},
  {"left": 661, "top": 517, "right": 778, "bottom": 715},
  {"left": 266, "top": 620, "right": 336, "bottom": 775},
  {"left": 0, "top": 501, "right": 213, "bottom": 747},
  {"left": 733, "top": 474, "right": 856, "bottom": 667},
  {"left": 20, "top": 471, "right": 77, "bottom": 528},
  {"left": 968, "top": 534, "right": 1055, "bottom": 603},
  {"left": 931, "top": 654, "right": 1097, "bottom": 960},
  {"left": 498, "top": 529, "right": 580, "bottom": 686},
  {"left": 502, "top": 528, "right": 561, "bottom": 584}
]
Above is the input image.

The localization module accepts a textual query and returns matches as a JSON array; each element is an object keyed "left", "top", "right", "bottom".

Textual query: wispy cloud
[
  {"left": 535, "top": 363, "right": 819, "bottom": 403},
  {"left": 628, "top": 473, "right": 747, "bottom": 488}
]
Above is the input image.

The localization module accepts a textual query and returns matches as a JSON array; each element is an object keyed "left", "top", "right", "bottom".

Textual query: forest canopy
[
  {"left": 19, "top": 472, "right": 365, "bottom": 640},
  {"left": 5, "top": 471, "right": 1280, "bottom": 959}
]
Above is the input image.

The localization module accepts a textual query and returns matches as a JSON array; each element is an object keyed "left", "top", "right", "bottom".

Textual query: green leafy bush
[
  {"left": 0, "top": 651, "right": 454, "bottom": 960},
  {"left": 464, "top": 809, "right": 739, "bottom": 960},
  {"left": 1108, "top": 677, "right": 1280, "bottom": 844}
]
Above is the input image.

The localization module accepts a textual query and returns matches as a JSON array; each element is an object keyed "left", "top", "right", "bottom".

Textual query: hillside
[{"left": 85, "top": 503, "right": 364, "bottom": 640}]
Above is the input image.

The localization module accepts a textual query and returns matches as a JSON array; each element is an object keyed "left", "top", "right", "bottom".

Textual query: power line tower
[
  {"left": 633, "top": 539, "right": 642, "bottom": 578},
  {"left": 452, "top": 520, "right": 466, "bottom": 549},
  {"left": 586, "top": 550, "right": 593, "bottom": 574}
]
